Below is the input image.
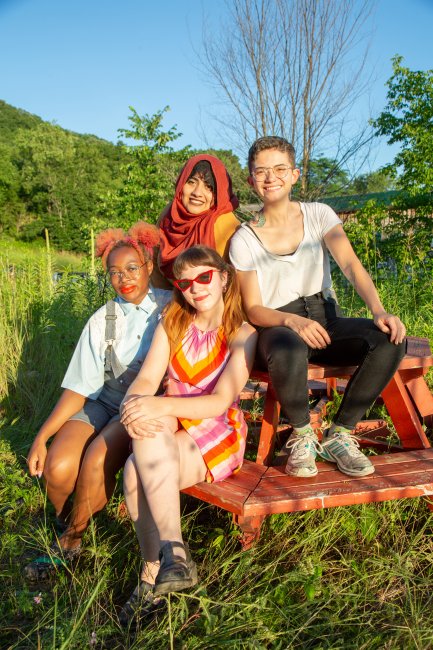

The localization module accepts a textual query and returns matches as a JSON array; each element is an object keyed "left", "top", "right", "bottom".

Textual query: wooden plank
[
  {"left": 182, "top": 460, "right": 267, "bottom": 515},
  {"left": 405, "top": 376, "right": 433, "bottom": 420},
  {"left": 244, "top": 470, "right": 433, "bottom": 516},
  {"left": 255, "top": 458, "right": 433, "bottom": 496},
  {"left": 243, "top": 449, "right": 433, "bottom": 515},
  {"left": 244, "top": 480, "right": 433, "bottom": 515},
  {"left": 381, "top": 373, "right": 431, "bottom": 448},
  {"left": 266, "top": 449, "right": 433, "bottom": 479},
  {"left": 405, "top": 336, "right": 432, "bottom": 357}
]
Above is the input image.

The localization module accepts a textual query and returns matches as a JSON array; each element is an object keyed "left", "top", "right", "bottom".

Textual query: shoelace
[
  {"left": 327, "top": 431, "right": 364, "bottom": 457},
  {"left": 286, "top": 432, "right": 323, "bottom": 459}
]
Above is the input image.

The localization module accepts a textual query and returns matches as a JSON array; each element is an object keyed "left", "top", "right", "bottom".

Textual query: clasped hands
[{"left": 120, "top": 395, "right": 168, "bottom": 439}]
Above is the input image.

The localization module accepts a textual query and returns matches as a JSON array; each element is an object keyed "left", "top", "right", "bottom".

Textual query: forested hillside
[
  {"left": 0, "top": 100, "right": 129, "bottom": 251},
  {"left": 0, "top": 101, "right": 257, "bottom": 253}
]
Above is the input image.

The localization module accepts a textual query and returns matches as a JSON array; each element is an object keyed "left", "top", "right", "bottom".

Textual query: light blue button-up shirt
[{"left": 62, "top": 287, "right": 172, "bottom": 399}]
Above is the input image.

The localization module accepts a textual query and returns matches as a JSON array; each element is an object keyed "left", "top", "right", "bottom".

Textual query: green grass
[
  {"left": 0, "top": 237, "right": 85, "bottom": 271},
  {"left": 1, "top": 240, "right": 433, "bottom": 649}
]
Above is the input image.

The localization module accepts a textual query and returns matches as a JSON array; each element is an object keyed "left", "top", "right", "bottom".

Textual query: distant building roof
[{"left": 320, "top": 191, "right": 400, "bottom": 213}]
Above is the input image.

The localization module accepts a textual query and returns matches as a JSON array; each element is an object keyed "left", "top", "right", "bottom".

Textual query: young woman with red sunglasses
[{"left": 117, "top": 245, "right": 257, "bottom": 625}]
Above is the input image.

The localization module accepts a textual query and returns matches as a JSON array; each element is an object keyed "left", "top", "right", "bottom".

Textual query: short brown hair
[{"left": 248, "top": 136, "right": 296, "bottom": 172}]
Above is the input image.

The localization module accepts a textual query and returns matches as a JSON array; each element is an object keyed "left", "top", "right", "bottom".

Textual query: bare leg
[
  {"left": 43, "top": 420, "right": 96, "bottom": 518},
  {"left": 129, "top": 415, "right": 207, "bottom": 564},
  {"left": 124, "top": 455, "right": 161, "bottom": 585},
  {"left": 60, "top": 420, "right": 131, "bottom": 550}
]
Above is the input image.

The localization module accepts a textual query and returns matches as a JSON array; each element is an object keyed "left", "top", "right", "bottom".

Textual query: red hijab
[{"left": 158, "top": 154, "right": 239, "bottom": 279}]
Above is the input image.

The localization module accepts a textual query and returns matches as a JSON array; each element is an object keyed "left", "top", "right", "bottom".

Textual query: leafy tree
[
  {"left": 103, "top": 107, "right": 192, "bottom": 228},
  {"left": 299, "top": 157, "right": 351, "bottom": 199},
  {"left": 348, "top": 169, "right": 395, "bottom": 194},
  {"left": 14, "top": 123, "right": 127, "bottom": 251},
  {"left": 371, "top": 56, "right": 433, "bottom": 194}
]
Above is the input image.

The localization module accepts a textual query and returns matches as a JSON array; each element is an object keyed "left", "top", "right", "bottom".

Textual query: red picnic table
[{"left": 183, "top": 336, "right": 433, "bottom": 548}]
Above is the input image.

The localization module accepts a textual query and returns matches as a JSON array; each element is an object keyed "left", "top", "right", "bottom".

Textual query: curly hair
[
  {"left": 95, "top": 221, "right": 160, "bottom": 269},
  {"left": 247, "top": 136, "right": 296, "bottom": 172},
  {"left": 163, "top": 245, "right": 244, "bottom": 354}
]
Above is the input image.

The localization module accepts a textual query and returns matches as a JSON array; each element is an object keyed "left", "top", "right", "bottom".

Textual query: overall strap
[
  {"left": 104, "top": 300, "right": 126, "bottom": 377},
  {"left": 104, "top": 300, "right": 136, "bottom": 379},
  {"left": 105, "top": 299, "right": 117, "bottom": 343}
]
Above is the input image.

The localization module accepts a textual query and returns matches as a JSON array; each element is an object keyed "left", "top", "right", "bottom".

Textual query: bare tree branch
[{"left": 200, "top": 0, "right": 376, "bottom": 197}]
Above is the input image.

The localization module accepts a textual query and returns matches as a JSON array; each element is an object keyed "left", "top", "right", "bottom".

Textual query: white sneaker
[
  {"left": 284, "top": 429, "right": 320, "bottom": 477},
  {"left": 318, "top": 429, "right": 375, "bottom": 477}
]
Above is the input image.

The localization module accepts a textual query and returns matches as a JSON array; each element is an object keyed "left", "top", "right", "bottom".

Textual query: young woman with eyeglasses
[
  {"left": 24, "top": 222, "right": 171, "bottom": 582},
  {"left": 230, "top": 136, "right": 406, "bottom": 480},
  {"left": 117, "top": 245, "right": 257, "bottom": 625}
]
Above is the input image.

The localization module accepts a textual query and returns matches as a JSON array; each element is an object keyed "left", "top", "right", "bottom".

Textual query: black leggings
[{"left": 255, "top": 293, "right": 406, "bottom": 429}]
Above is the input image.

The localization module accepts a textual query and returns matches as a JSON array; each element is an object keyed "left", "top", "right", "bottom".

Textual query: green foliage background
[{"left": 0, "top": 101, "right": 256, "bottom": 252}]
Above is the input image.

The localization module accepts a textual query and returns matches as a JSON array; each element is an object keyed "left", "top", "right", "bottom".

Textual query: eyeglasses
[
  {"left": 173, "top": 269, "right": 216, "bottom": 292},
  {"left": 252, "top": 165, "right": 292, "bottom": 181},
  {"left": 107, "top": 263, "right": 146, "bottom": 280}
]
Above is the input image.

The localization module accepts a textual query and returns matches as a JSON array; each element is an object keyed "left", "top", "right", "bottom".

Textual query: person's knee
[
  {"left": 43, "top": 449, "right": 76, "bottom": 488},
  {"left": 259, "top": 328, "right": 307, "bottom": 365},
  {"left": 80, "top": 443, "right": 106, "bottom": 479},
  {"left": 369, "top": 329, "right": 406, "bottom": 363}
]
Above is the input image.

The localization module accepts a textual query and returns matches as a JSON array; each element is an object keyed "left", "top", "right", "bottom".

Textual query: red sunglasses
[{"left": 173, "top": 269, "right": 216, "bottom": 292}]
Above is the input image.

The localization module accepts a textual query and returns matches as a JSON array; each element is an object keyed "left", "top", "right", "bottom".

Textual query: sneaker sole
[
  {"left": 318, "top": 450, "right": 375, "bottom": 477},
  {"left": 285, "top": 465, "right": 318, "bottom": 478}
]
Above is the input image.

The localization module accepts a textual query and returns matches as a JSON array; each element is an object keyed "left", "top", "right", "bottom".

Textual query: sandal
[
  {"left": 118, "top": 581, "right": 164, "bottom": 628},
  {"left": 23, "top": 542, "right": 81, "bottom": 582},
  {"left": 154, "top": 541, "right": 198, "bottom": 596}
]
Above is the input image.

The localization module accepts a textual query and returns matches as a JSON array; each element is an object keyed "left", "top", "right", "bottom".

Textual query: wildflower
[
  {"left": 89, "top": 631, "right": 97, "bottom": 646},
  {"left": 33, "top": 593, "right": 42, "bottom": 605}
]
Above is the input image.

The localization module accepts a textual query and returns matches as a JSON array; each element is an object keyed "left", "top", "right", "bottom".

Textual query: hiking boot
[
  {"left": 318, "top": 429, "right": 375, "bottom": 477},
  {"left": 284, "top": 429, "right": 320, "bottom": 477}
]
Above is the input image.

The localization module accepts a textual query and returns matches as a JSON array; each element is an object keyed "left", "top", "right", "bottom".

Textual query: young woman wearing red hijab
[{"left": 157, "top": 154, "right": 240, "bottom": 281}]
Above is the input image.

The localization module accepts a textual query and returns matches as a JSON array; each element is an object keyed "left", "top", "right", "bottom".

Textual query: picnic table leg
[
  {"left": 403, "top": 374, "right": 433, "bottom": 431},
  {"left": 256, "top": 388, "right": 280, "bottom": 466},
  {"left": 233, "top": 514, "right": 265, "bottom": 550},
  {"left": 381, "top": 372, "right": 430, "bottom": 449}
]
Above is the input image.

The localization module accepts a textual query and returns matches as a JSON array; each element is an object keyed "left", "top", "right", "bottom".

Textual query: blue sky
[{"left": 1, "top": 0, "right": 432, "bottom": 171}]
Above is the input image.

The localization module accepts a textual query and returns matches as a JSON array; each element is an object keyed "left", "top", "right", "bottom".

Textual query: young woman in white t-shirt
[{"left": 230, "top": 136, "right": 406, "bottom": 479}]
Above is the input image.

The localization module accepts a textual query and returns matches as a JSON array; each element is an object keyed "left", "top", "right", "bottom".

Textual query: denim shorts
[{"left": 69, "top": 399, "right": 120, "bottom": 433}]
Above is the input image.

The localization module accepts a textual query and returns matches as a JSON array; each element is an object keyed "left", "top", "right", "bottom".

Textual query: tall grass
[{"left": 0, "top": 238, "right": 432, "bottom": 649}]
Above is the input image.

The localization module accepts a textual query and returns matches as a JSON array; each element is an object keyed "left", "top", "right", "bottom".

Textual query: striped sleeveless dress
[{"left": 165, "top": 322, "right": 247, "bottom": 483}]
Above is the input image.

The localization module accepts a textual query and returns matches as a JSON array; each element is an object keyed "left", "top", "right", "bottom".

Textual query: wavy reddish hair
[
  {"left": 95, "top": 221, "right": 160, "bottom": 269},
  {"left": 163, "top": 245, "right": 244, "bottom": 354}
]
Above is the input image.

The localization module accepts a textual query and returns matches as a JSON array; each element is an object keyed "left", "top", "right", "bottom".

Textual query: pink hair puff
[
  {"left": 127, "top": 221, "right": 160, "bottom": 253},
  {"left": 95, "top": 228, "right": 126, "bottom": 269},
  {"left": 94, "top": 222, "right": 160, "bottom": 270}
]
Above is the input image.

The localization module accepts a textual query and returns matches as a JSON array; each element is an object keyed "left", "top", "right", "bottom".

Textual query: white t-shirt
[{"left": 229, "top": 202, "right": 341, "bottom": 308}]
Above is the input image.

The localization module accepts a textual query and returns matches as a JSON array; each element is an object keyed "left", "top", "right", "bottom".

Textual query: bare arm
[
  {"left": 27, "top": 389, "right": 87, "bottom": 476},
  {"left": 324, "top": 224, "right": 406, "bottom": 344},
  {"left": 237, "top": 270, "right": 331, "bottom": 349},
  {"left": 122, "top": 321, "right": 171, "bottom": 404},
  {"left": 121, "top": 323, "right": 257, "bottom": 436}
]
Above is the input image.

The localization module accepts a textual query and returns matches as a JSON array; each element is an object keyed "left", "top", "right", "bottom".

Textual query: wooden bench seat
[
  {"left": 182, "top": 336, "right": 433, "bottom": 548},
  {"left": 184, "top": 449, "right": 433, "bottom": 516}
]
